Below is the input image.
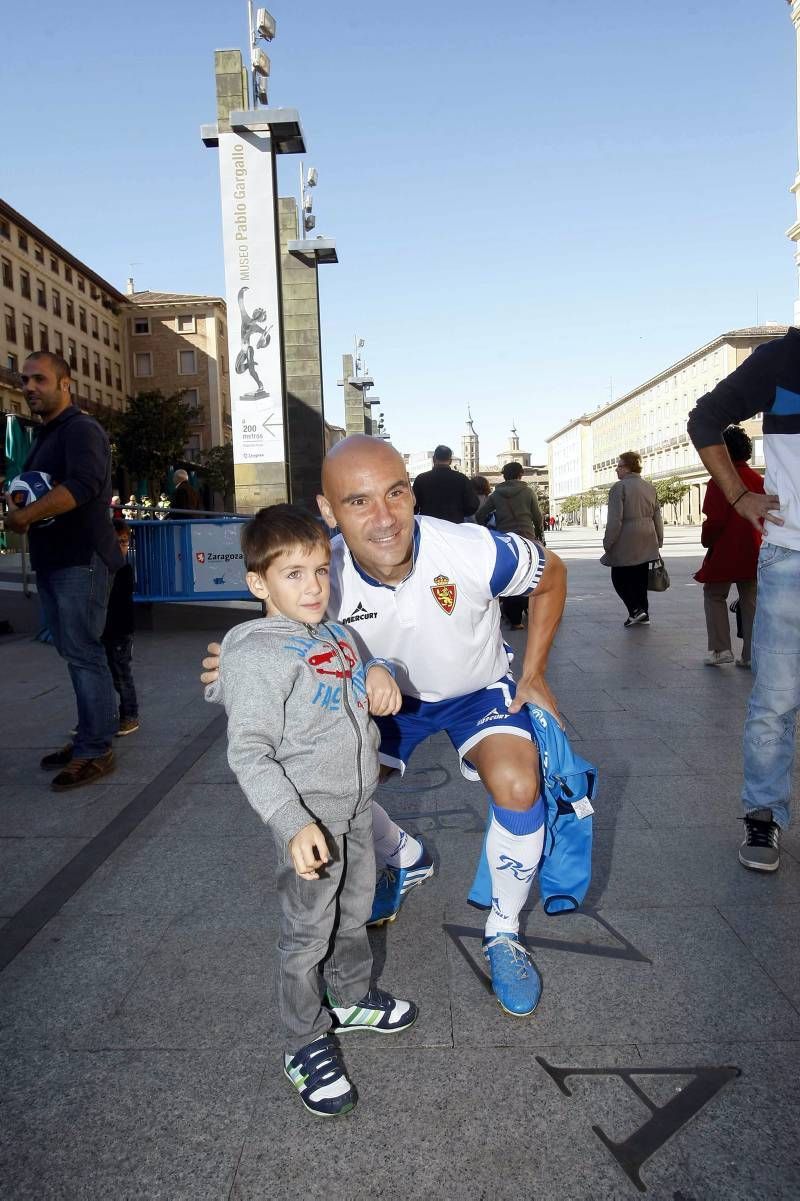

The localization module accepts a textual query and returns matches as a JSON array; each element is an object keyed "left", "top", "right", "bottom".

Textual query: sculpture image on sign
[{"left": 235, "top": 285, "right": 272, "bottom": 400}]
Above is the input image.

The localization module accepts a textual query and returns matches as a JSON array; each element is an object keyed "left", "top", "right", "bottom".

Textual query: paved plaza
[{"left": 1, "top": 527, "right": 799, "bottom": 1200}]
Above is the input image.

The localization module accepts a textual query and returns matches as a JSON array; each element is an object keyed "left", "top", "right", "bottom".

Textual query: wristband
[
  {"left": 730, "top": 488, "right": 749, "bottom": 509},
  {"left": 365, "top": 657, "right": 396, "bottom": 678}
]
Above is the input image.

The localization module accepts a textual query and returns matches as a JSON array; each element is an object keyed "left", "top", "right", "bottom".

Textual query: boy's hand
[
  {"left": 201, "top": 642, "right": 221, "bottom": 686},
  {"left": 366, "top": 665, "right": 402, "bottom": 716},
  {"left": 289, "top": 822, "right": 330, "bottom": 880}
]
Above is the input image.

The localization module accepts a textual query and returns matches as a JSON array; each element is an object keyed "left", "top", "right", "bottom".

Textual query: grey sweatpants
[{"left": 276, "top": 801, "right": 375, "bottom": 1055}]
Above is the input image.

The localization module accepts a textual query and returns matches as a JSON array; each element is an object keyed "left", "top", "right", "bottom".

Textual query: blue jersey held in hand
[{"left": 468, "top": 704, "right": 597, "bottom": 915}]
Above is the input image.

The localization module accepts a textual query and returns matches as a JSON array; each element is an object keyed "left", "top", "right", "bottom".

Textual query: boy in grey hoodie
[{"left": 206, "top": 506, "right": 418, "bottom": 1117}]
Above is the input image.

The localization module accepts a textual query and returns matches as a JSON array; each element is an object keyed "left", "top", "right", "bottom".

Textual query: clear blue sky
[{"left": 1, "top": 0, "right": 796, "bottom": 463}]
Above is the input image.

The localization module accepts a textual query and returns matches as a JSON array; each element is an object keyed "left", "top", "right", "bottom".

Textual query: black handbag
[{"left": 647, "top": 557, "right": 670, "bottom": 592}]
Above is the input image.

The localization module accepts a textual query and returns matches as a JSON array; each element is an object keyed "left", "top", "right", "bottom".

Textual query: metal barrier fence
[{"left": 127, "top": 515, "right": 253, "bottom": 603}]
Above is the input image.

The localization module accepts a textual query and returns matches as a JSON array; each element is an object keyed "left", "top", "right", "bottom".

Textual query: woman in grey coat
[{"left": 601, "top": 450, "right": 663, "bottom": 626}]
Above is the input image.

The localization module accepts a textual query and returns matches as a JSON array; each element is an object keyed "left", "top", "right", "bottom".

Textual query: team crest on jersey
[{"left": 431, "top": 573, "right": 457, "bottom": 614}]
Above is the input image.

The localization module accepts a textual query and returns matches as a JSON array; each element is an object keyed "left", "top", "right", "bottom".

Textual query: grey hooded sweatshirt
[{"left": 205, "top": 617, "right": 380, "bottom": 847}]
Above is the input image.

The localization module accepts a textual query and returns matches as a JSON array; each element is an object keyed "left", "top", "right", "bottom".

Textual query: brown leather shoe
[
  {"left": 41, "top": 743, "right": 74, "bottom": 770},
  {"left": 51, "top": 750, "right": 115, "bottom": 792}
]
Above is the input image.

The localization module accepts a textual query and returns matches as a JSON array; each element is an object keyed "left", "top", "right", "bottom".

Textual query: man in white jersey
[{"left": 203, "top": 436, "right": 566, "bottom": 1016}]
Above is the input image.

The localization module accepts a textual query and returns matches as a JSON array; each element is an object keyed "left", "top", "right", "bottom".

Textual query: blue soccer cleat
[
  {"left": 367, "top": 844, "right": 435, "bottom": 927},
  {"left": 482, "top": 932, "right": 542, "bottom": 1017}
]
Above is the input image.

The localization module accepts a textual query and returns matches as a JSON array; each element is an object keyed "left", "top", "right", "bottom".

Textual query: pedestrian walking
[
  {"left": 694, "top": 426, "right": 764, "bottom": 668},
  {"left": 208, "top": 504, "right": 417, "bottom": 1117},
  {"left": 412, "top": 445, "right": 479, "bottom": 523},
  {"left": 601, "top": 451, "right": 663, "bottom": 627},
  {"left": 3, "top": 351, "right": 123, "bottom": 789},
  {"left": 687, "top": 328, "right": 800, "bottom": 872},
  {"left": 102, "top": 520, "right": 139, "bottom": 735},
  {"left": 475, "top": 461, "right": 545, "bottom": 628}
]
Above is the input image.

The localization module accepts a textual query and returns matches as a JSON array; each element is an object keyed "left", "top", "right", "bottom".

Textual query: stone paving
[{"left": 1, "top": 527, "right": 799, "bottom": 1200}]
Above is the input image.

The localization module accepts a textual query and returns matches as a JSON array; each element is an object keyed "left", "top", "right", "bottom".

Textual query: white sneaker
[{"left": 705, "top": 650, "right": 734, "bottom": 666}]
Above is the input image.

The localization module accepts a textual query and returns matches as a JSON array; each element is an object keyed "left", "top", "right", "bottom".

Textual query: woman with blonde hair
[{"left": 601, "top": 451, "right": 663, "bottom": 627}]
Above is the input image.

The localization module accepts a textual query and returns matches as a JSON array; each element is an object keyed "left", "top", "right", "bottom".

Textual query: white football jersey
[{"left": 328, "top": 516, "right": 546, "bottom": 702}]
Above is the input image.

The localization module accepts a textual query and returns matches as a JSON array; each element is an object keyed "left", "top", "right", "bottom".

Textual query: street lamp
[
  {"left": 299, "top": 163, "right": 318, "bottom": 234},
  {"left": 248, "top": 3, "right": 276, "bottom": 107}
]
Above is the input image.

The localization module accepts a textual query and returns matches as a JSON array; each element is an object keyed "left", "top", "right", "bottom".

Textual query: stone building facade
[
  {"left": 546, "top": 325, "right": 787, "bottom": 523},
  {"left": 0, "top": 199, "right": 129, "bottom": 418},
  {"left": 125, "top": 288, "right": 231, "bottom": 458}
]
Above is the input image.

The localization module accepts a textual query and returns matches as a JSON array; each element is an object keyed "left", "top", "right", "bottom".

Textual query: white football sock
[
  {"left": 483, "top": 800, "right": 545, "bottom": 939},
  {"left": 372, "top": 801, "right": 423, "bottom": 868}
]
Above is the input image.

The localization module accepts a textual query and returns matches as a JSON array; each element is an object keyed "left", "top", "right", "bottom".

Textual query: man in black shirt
[
  {"left": 4, "top": 352, "right": 123, "bottom": 790},
  {"left": 412, "top": 445, "right": 479, "bottom": 524}
]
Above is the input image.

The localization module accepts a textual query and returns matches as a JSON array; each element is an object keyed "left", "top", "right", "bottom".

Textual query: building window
[
  {"left": 134, "top": 351, "right": 153, "bottom": 377},
  {"left": 39, "top": 323, "right": 49, "bottom": 351},
  {"left": 176, "top": 313, "right": 196, "bottom": 333},
  {"left": 64, "top": 264, "right": 72, "bottom": 284},
  {"left": 7, "top": 352, "right": 18, "bottom": 373},
  {"left": 1, "top": 257, "right": 11, "bottom": 288},
  {"left": 0, "top": 219, "right": 10, "bottom": 239},
  {"left": 22, "top": 316, "right": 33, "bottom": 350},
  {"left": 181, "top": 387, "right": 200, "bottom": 410},
  {"left": 67, "top": 338, "right": 77, "bottom": 369},
  {"left": 113, "top": 327, "right": 120, "bottom": 351},
  {"left": 49, "top": 255, "right": 58, "bottom": 274},
  {"left": 133, "top": 317, "right": 150, "bottom": 336},
  {"left": 178, "top": 349, "right": 197, "bottom": 375},
  {"left": 102, "top": 321, "right": 109, "bottom": 346},
  {"left": 4, "top": 304, "right": 16, "bottom": 343},
  {"left": 36, "top": 278, "right": 46, "bottom": 308},
  {"left": 77, "top": 275, "right": 85, "bottom": 292},
  {"left": 52, "top": 288, "right": 62, "bottom": 317},
  {"left": 17, "top": 231, "right": 28, "bottom": 251},
  {"left": 93, "top": 352, "right": 101, "bottom": 381},
  {"left": 104, "top": 357, "right": 112, "bottom": 385},
  {"left": 66, "top": 298, "right": 74, "bottom": 324},
  {"left": 91, "top": 313, "right": 99, "bottom": 339},
  {"left": 79, "top": 306, "right": 87, "bottom": 332},
  {"left": 20, "top": 269, "right": 31, "bottom": 299},
  {"left": 54, "top": 330, "right": 64, "bottom": 357},
  {"left": 34, "top": 243, "right": 44, "bottom": 263},
  {"left": 81, "top": 345, "right": 89, "bottom": 376},
  {"left": 115, "top": 374, "right": 122, "bottom": 391},
  {"left": 90, "top": 284, "right": 99, "bottom": 300}
]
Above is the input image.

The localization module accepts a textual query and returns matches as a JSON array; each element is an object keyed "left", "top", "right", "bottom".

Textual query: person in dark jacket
[
  {"left": 412, "top": 445, "right": 479, "bottom": 523},
  {"left": 475, "top": 462, "right": 544, "bottom": 628},
  {"left": 169, "top": 469, "right": 202, "bottom": 516},
  {"left": 4, "top": 351, "right": 122, "bottom": 789},
  {"left": 103, "top": 520, "right": 139, "bottom": 734}
]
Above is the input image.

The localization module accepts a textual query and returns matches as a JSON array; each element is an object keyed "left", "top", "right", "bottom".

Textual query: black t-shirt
[{"left": 24, "top": 405, "right": 123, "bottom": 572}]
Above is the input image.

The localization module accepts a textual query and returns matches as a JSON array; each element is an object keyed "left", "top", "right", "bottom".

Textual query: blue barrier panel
[{"left": 128, "top": 517, "right": 254, "bottom": 602}]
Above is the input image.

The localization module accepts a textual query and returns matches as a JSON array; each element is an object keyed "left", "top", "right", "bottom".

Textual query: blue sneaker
[
  {"left": 367, "top": 845, "right": 435, "bottom": 927},
  {"left": 482, "top": 932, "right": 542, "bottom": 1017}
]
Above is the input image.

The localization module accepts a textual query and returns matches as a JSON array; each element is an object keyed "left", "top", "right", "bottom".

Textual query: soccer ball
[{"left": 7, "top": 471, "right": 54, "bottom": 526}]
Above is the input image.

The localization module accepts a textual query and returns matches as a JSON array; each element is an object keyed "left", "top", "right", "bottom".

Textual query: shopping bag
[{"left": 647, "top": 557, "right": 670, "bottom": 592}]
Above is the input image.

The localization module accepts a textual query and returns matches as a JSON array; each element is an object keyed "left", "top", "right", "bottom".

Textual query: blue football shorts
[{"left": 373, "top": 674, "right": 536, "bottom": 782}]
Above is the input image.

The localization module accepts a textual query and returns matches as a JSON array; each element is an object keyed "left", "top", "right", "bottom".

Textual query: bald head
[
  {"left": 321, "top": 435, "right": 405, "bottom": 499},
  {"left": 317, "top": 435, "right": 415, "bottom": 586}
]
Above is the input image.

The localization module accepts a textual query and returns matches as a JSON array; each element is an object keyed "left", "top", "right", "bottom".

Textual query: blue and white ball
[{"left": 7, "top": 471, "right": 54, "bottom": 526}]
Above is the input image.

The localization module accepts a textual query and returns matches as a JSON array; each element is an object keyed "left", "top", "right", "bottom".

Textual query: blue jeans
[
  {"left": 37, "top": 554, "right": 118, "bottom": 758},
  {"left": 742, "top": 542, "right": 800, "bottom": 828}
]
